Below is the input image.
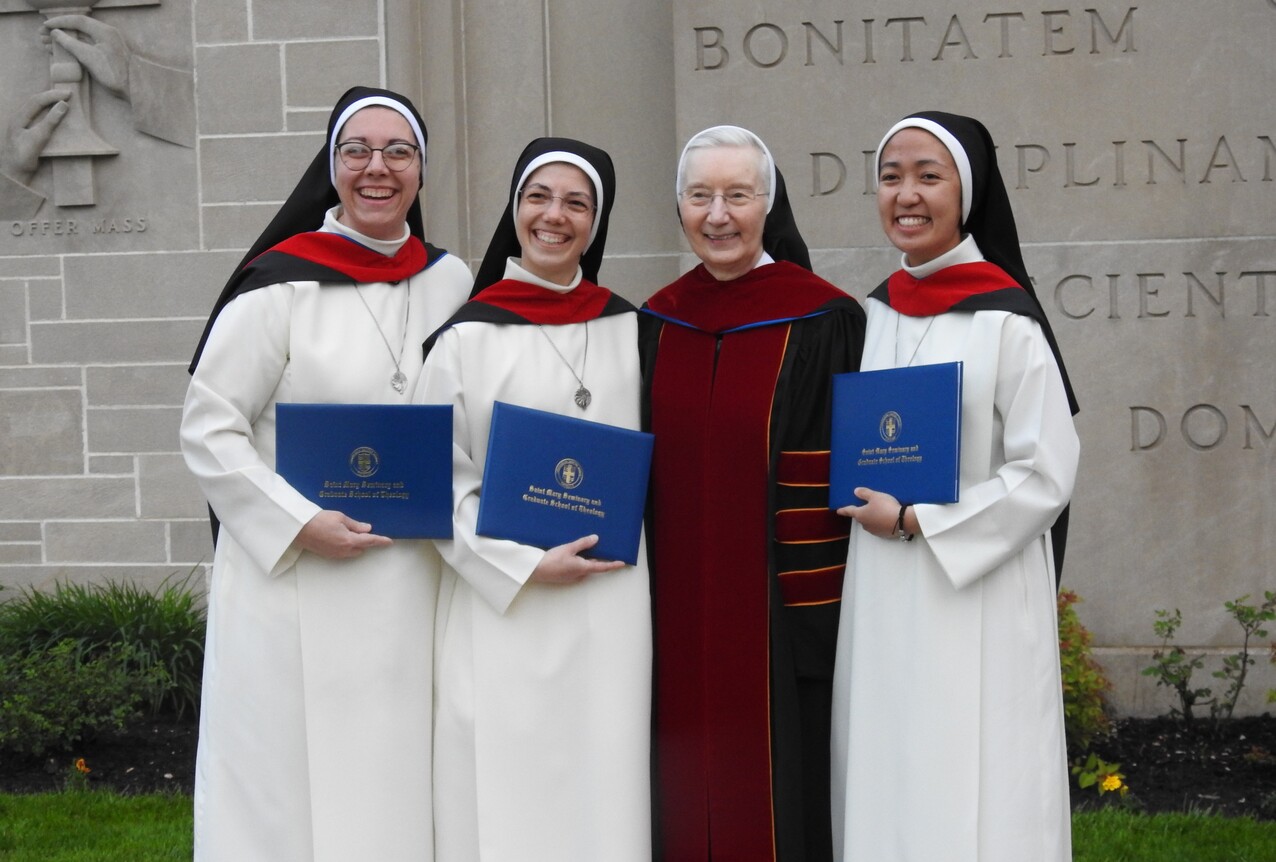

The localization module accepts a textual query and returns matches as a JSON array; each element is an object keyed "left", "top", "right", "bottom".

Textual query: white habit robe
[
  {"left": 417, "top": 261, "right": 653, "bottom": 862},
  {"left": 830, "top": 244, "right": 1080, "bottom": 862},
  {"left": 181, "top": 212, "right": 471, "bottom": 862}
]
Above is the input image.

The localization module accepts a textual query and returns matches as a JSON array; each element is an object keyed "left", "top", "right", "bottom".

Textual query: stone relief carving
[{"left": 0, "top": 0, "right": 192, "bottom": 217}]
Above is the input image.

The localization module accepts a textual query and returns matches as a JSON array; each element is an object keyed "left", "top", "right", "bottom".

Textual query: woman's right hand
[
  {"left": 837, "top": 487, "right": 916, "bottom": 539},
  {"left": 529, "top": 534, "right": 626, "bottom": 585},
  {"left": 295, "top": 510, "right": 393, "bottom": 559}
]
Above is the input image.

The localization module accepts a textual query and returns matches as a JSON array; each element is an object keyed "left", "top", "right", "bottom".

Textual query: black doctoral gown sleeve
[
  {"left": 764, "top": 300, "right": 865, "bottom": 860},
  {"left": 637, "top": 309, "right": 665, "bottom": 420}
]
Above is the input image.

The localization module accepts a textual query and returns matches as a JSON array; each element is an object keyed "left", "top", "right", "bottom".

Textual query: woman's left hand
[
  {"left": 295, "top": 509, "right": 394, "bottom": 559},
  {"left": 529, "top": 534, "right": 626, "bottom": 585},
  {"left": 837, "top": 487, "right": 912, "bottom": 539}
]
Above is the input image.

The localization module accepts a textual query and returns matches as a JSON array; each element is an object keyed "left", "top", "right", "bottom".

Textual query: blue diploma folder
[
  {"left": 476, "top": 401, "right": 654, "bottom": 565},
  {"left": 275, "top": 403, "right": 453, "bottom": 539},
  {"left": 829, "top": 362, "right": 963, "bottom": 508}
]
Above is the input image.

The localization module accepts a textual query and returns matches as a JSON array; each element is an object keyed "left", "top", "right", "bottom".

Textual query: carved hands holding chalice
[
  {"left": 35, "top": 4, "right": 132, "bottom": 102},
  {"left": 1, "top": 1, "right": 135, "bottom": 205}
]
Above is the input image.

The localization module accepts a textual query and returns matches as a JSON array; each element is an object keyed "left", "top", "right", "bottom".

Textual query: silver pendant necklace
[
  {"left": 538, "top": 322, "right": 591, "bottom": 409},
  {"left": 895, "top": 313, "right": 936, "bottom": 368},
  {"left": 353, "top": 283, "right": 410, "bottom": 393}
]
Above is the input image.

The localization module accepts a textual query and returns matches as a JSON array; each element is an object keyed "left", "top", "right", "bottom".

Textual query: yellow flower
[
  {"left": 74, "top": 757, "right": 91, "bottom": 774},
  {"left": 1100, "top": 774, "right": 1122, "bottom": 793}
]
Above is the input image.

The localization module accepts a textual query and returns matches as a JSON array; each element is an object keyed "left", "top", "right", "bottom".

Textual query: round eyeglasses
[
  {"left": 336, "top": 141, "right": 420, "bottom": 172},
  {"left": 679, "top": 188, "right": 769, "bottom": 208},
  {"left": 518, "top": 188, "right": 596, "bottom": 216}
]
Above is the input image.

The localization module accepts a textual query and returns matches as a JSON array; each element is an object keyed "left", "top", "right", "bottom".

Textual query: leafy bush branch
[
  {"left": 1058, "top": 591, "right": 1130, "bottom": 804},
  {"left": 1142, "top": 592, "right": 1276, "bottom": 725},
  {"left": 1059, "top": 590, "right": 1113, "bottom": 752}
]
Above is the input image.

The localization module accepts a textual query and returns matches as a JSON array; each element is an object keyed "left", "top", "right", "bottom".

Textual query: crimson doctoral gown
[{"left": 640, "top": 260, "right": 865, "bottom": 861}]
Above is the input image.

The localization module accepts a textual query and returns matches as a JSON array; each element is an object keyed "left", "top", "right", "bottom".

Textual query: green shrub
[
  {"left": 0, "top": 639, "right": 169, "bottom": 757},
  {"left": 1140, "top": 608, "right": 1211, "bottom": 723},
  {"left": 1141, "top": 592, "right": 1276, "bottom": 725},
  {"left": 1213, "top": 592, "right": 1276, "bottom": 721},
  {"left": 0, "top": 573, "right": 206, "bottom": 719},
  {"left": 1058, "top": 589, "right": 1114, "bottom": 753}
]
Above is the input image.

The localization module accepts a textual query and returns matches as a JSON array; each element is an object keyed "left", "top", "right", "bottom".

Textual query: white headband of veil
[
  {"left": 329, "top": 96, "right": 428, "bottom": 186},
  {"left": 512, "top": 151, "right": 606, "bottom": 252},
  {"left": 875, "top": 116, "right": 973, "bottom": 224}
]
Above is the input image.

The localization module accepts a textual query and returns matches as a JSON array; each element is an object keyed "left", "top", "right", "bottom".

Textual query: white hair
[{"left": 676, "top": 125, "right": 776, "bottom": 213}]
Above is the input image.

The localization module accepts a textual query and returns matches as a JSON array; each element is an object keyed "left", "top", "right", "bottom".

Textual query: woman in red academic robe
[{"left": 640, "top": 124, "right": 865, "bottom": 861}]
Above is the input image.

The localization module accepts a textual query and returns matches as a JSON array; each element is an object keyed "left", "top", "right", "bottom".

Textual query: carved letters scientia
[{"left": 1051, "top": 270, "right": 1274, "bottom": 320}]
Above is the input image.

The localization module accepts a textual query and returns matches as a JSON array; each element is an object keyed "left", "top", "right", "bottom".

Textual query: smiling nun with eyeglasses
[
  {"left": 639, "top": 125, "right": 866, "bottom": 862},
  {"left": 181, "top": 86, "right": 471, "bottom": 861}
]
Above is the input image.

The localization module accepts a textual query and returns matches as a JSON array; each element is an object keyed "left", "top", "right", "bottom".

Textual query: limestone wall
[
  {"left": 1, "top": 0, "right": 1272, "bottom": 716},
  {"left": 2, "top": 0, "right": 390, "bottom": 589}
]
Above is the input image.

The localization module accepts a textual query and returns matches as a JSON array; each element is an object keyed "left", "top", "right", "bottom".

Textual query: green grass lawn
[
  {"left": 0, "top": 792, "right": 192, "bottom": 861},
  {"left": 2, "top": 793, "right": 1275, "bottom": 861},
  {"left": 1073, "top": 808, "right": 1276, "bottom": 862}
]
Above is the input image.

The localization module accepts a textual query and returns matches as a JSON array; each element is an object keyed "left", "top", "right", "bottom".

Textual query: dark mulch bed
[
  {"left": 0, "top": 718, "right": 196, "bottom": 796},
  {"left": 2, "top": 713, "right": 1274, "bottom": 821},
  {"left": 1068, "top": 714, "right": 1276, "bottom": 820}
]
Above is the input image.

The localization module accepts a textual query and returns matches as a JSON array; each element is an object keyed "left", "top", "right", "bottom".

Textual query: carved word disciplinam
[{"left": 810, "top": 136, "right": 1276, "bottom": 197}]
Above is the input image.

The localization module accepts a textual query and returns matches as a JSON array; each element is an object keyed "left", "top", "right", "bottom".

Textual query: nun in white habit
[
  {"left": 417, "top": 137, "right": 652, "bottom": 862},
  {"left": 831, "top": 111, "right": 1080, "bottom": 862},
  {"left": 182, "top": 86, "right": 471, "bottom": 861}
]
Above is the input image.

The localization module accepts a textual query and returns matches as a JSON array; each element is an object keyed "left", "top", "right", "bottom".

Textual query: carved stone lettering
[
  {"left": 1129, "top": 406, "right": 1168, "bottom": 451},
  {"left": 933, "top": 15, "right": 976, "bottom": 60},
  {"left": 803, "top": 135, "right": 1274, "bottom": 197},
  {"left": 693, "top": 26, "right": 728, "bottom": 70},
  {"left": 1052, "top": 270, "right": 1275, "bottom": 320},
  {"left": 811, "top": 152, "right": 846, "bottom": 195},
  {"left": 1181, "top": 404, "right": 1228, "bottom": 452},
  {"left": 1016, "top": 136, "right": 1275, "bottom": 189},
  {"left": 91, "top": 216, "right": 147, "bottom": 233},
  {"left": 690, "top": 6, "right": 1138, "bottom": 70},
  {"left": 7, "top": 213, "right": 146, "bottom": 237},
  {"left": 803, "top": 20, "right": 843, "bottom": 66},
  {"left": 1130, "top": 404, "right": 1275, "bottom": 451},
  {"left": 8, "top": 218, "right": 79, "bottom": 236},
  {"left": 743, "top": 22, "right": 787, "bottom": 67},
  {"left": 1242, "top": 406, "right": 1276, "bottom": 449}
]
